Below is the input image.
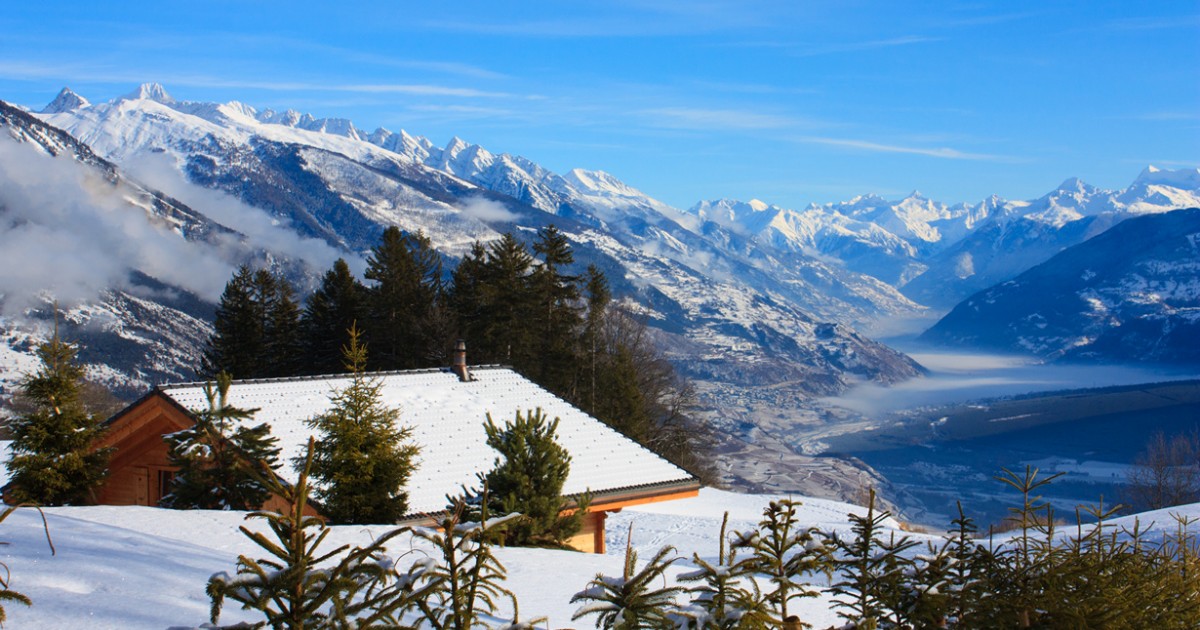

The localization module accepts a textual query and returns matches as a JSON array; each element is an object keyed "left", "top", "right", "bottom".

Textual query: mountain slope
[
  {"left": 920, "top": 208, "right": 1200, "bottom": 364},
  {"left": 0, "top": 99, "right": 339, "bottom": 401},
  {"left": 35, "top": 85, "right": 924, "bottom": 396}
]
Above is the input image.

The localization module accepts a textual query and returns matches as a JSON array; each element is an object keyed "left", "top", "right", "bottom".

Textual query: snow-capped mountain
[
  {"left": 4, "top": 85, "right": 929, "bottom": 439},
  {"left": 679, "top": 168, "right": 1200, "bottom": 309},
  {"left": 920, "top": 207, "right": 1200, "bottom": 363}
]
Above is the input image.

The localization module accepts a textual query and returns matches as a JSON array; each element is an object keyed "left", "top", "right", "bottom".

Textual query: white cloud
[
  {"left": 642, "top": 107, "right": 804, "bottom": 130},
  {"left": 458, "top": 196, "right": 520, "bottom": 223},
  {"left": 795, "top": 136, "right": 1012, "bottom": 161},
  {"left": 121, "top": 152, "right": 346, "bottom": 274},
  {"left": 0, "top": 137, "right": 233, "bottom": 314}
]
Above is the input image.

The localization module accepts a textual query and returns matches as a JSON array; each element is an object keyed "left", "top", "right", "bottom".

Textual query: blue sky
[{"left": 1, "top": 1, "right": 1197, "bottom": 209}]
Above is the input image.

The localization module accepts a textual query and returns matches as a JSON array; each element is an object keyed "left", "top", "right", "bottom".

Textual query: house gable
[{"left": 95, "top": 391, "right": 194, "bottom": 506}]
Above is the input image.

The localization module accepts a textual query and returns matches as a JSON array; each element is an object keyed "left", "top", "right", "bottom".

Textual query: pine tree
[
  {"left": 529, "top": 225, "right": 583, "bottom": 393},
  {"left": 208, "top": 439, "right": 428, "bottom": 629},
  {"left": 677, "top": 512, "right": 772, "bottom": 629},
  {"left": 409, "top": 496, "right": 540, "bottom": 630},
  {"left": 478, "top": 233, "right": 535, "bottom": 366},
  {"left": 571, "top": 529, "right": 684, "bottom": 629},
  {"left": 447, "top": 240, "right": 489, "bottom": 353},
  {"left": 733, "top": 499, "right": 832, "bottom": 628},
  {"left": 306, "top": 325, "right": 419, "bottom": 525},
  {"left": 7, "top": 325, "right": 110, "bottom": 506},
  {"left": 202, "top": 265, "right": 302, "bottom": 379},
  {"left": 579, "top": 265, "right": 611, "bottom": 417},
  {"left": 364, "top": 227, "right": 444, "bottom": 371},
  {"left": 301, "top": 258, "right": 367, "bottom": 375},
  {"left": 258, "top": 269, "right": 303, "bottom": 378},
  {"left": 160, "top": 372, "right": 281, "bottom": 510},
  {"left": 475, "top": 408, "right": 590, "bottom": 548},
  {"left": 829, "top": 489, "right": 918, "bottom": 629},
  {"left": 202, "top": 265, "right": 262, "bottom": 378}
]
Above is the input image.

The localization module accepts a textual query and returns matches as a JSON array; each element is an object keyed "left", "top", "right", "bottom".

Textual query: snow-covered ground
[
  {"left": 2, "top": 488, "right": 1198, "bottom": 629},
  {"left": 0, "top": 489, "right": 886, "bottom": 629}
]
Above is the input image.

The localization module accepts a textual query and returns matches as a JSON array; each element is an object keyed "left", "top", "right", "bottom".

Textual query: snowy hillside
[
  {"left": 0, "top": 489, "right": 910, "bottom": 629},
  {"left": 921, "top": 208, "right": 1200, "bottom": 363},
  {"left": 4, "top": 488, "right": 1199, "bottom": 629}
]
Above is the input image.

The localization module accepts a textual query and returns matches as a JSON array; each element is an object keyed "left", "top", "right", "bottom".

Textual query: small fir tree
[
  {"left": 7, "top": 325, "right": 109, "bottom": 506},
  {"left": 828, "top": 489, "right": 918, "bottom": 629},
  {"left": 306, "top": 324, "right": 419, "bottom": 525},
  {"left": 161, "top": 372, "right": 281, "bottom": 510},
  {"left": 409, "top": 495, "right": 542, "bottom": 630},
  {"left": 572, "top": 526, "right": 684, "bottom": 629},
  {"left": 208, "top": 439, "right": 432, "bottom": 629},
  {"left": 676, "top": 512, "right": 772, "bottom": 629},
  {"left": 475, "top": 408, "right": 590, "bottom": 548},
  {"left": 733, "top": 499, "right": 832, "bottom": 628}
]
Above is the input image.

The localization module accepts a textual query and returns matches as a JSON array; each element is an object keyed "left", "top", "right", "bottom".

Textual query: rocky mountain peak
[
  {"left": 121, "top": 83, "right": 175, "bottom": 104},
  {"left": 41, "top": 87, "right": 90, "bottom": 114}
]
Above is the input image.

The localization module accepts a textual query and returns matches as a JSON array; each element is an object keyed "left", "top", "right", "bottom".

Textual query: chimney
[{"left": 452, "top": 340, "right": 470, "bottom": 382}]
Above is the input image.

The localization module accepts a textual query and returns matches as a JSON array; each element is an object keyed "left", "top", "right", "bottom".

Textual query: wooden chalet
[{"left": 92, "top": 356, "right": 700, "bottom": 554}]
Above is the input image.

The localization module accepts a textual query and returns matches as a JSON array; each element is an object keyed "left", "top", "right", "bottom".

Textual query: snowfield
[
  {"left": 4, "top": 488, "right": 1198, "bottom": 629},
  {"left": 0, "top": 489, "right": 884, "bottom": 629}
]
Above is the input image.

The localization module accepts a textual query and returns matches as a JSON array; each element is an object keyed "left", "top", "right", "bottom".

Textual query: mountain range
[{"left": 2, "top": 83, "right": 1199, "bottom": 495}]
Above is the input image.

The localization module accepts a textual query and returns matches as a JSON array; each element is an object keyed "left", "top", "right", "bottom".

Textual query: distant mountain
[
  {"left": 680, "top": 170, "right": 1200, "bottom": 310},
  {"left": 920, "top": 208, "right": 1200, "bottom": 365}
]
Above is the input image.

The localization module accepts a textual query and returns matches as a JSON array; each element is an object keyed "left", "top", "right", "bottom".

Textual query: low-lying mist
[{"left": 823, "top": 343, "right": 1200, "bottom": 417}]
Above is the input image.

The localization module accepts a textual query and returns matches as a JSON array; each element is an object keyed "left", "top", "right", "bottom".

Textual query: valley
[{"left": 819, "top": 376, "right": 1200, "bottom": 527}]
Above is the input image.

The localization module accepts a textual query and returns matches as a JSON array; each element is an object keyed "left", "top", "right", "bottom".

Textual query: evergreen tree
[
  {"left": 301, "top": 258, "right": 367, "bottom": 375},
  {"left": 447, "top": 241, "right": 489, "bottom": 353},
  {"left": 202, "top": 265, "right": 302, "bottom": 379},
  {"left": 364, "top": 227, "right": 444, "bottom": 371},
  {"left": 579, "top": 265, "right": 610, "bottom": 417},
  {"left": 409, "top": 497, "right": 540, "bottom": 630},
  {"left": 571, "top": 530, "right": 684, "bottom": 629},
  {"left": 677, "top": 512, "right": 772, "bottom": 629},
  {"left": 161, "top": 372, "right": 281, "bottom": 510},
  {"left": 475, "top": 408, "right": 590, "bottom": 548},
  {"left": 828, "top": 489, "right": 919, "bottom": 629},
  {"left": 733, "top": 499, "right": 832, "bottom": 627},
  {"left": 208, "top": 439, "right": 427, "bottom": 629},
  {"left": 7, "top": 325, "right": 109, "bottom": 506},
  {"left": 259, "top": 269, "right": 303, "bottom": 378},
  {"left": 201, "top": 265, "right": 263, "bottom": 378},
  {"left": 478, "top": 233, "right": 535, "bottom": 366},
  {"left": 529, "top": 225, "right": 583, "bottom": 393},
  {"left": 306, "top": 325, "right": 419, "bottom": 525}
]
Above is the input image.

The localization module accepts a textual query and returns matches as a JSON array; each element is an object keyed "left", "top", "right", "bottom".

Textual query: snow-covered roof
[{"left": 157, "top": 366, "right": 697, "bottom": 517}]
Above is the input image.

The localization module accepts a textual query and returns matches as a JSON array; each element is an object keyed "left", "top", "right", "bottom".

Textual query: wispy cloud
[
  {"left": 1103, "top": 14, "right": 1200, "bottom": 31},
  {"left": 795, "top": 136, "right": 1012, "bottom": 161},
  {"left": 1132, "top": 111, "right": 1200, "bottom": 122},
  {"left": 641, "top": 107, "right": 810, "bottom": 130},
  {"left": 795, "top": 35, "right": 940, "bottom": 57},
  {"left": 0, "top": 61, "right": 518, "bottom": 101},
  {"left": 930, "top": 10, "right": 1044, "bottom": 28},
  {"left": 730, "top": 35, "right": 938, "bottom": 57},
  {"left": 419, "top": 2, "right": 765, "bottom": 39},
  {"left": 420, "top": 17, "right": 692, "bottom": 38},
  {"left": 688, "top": 80, "right": 820, "bottom": 96}
]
